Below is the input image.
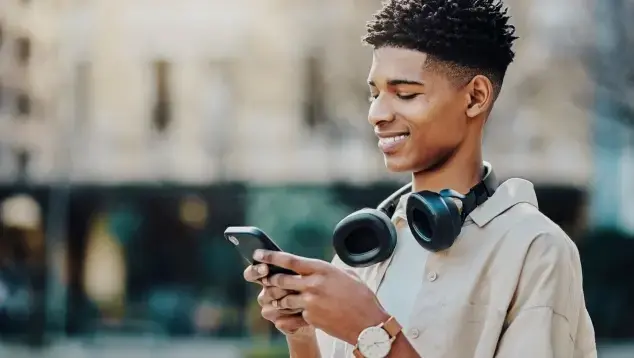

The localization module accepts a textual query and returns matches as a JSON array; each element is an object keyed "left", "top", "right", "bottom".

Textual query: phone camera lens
[{"left": 228, "top": 236, "right": 239, "bottom": 246}]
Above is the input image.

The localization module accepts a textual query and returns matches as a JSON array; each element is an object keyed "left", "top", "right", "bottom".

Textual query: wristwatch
[{"left": 353, "top": 316, "right": 403, "bottom": 358}]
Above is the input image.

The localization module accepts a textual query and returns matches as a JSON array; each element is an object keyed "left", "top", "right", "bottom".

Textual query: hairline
[{"left": 369, "top": 44, "right": 504, "bottom": 98}]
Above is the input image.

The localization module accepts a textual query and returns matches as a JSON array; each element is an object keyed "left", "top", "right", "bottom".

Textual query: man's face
[{"left": 367, "top": 47, "right": 470, "bottom": 173}]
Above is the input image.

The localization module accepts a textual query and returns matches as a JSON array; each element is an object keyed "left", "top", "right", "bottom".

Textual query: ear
[{"left": 465, "top": 75, "right": 494, "bottom": 118}]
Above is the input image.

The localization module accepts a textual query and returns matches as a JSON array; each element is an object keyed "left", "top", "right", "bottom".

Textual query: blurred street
[
  {"left": 0, "top": 340, "right": 633, "bottom": 358},
  {"left": 0, "top": 339, "right": 244, "bottom": 358}
]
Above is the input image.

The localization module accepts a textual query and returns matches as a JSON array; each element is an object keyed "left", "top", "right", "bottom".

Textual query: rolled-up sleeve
[{"left": 494, "top": 232, "right": 597, "bottom": 358}]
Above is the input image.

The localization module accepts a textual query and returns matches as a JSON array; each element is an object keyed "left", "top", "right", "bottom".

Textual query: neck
[{"left": 412, "top": 146, "right": 483, "bottom": 194}]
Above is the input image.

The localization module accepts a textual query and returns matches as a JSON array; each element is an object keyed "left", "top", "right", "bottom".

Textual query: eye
[
  {"left": 368, "top": 94, "right": 379, "bottom": 103},
  {"left": 397, "top": 93, "right": 419, "bottom": 100}
]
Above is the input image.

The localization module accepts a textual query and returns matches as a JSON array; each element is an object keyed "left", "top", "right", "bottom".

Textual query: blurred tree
[
  {"left": 587, "top": 1, "right": 634, "bottom": 234},
  {"left": 245, "top": 186, "right": 349, "bottom": 261},
  {"left": 578, "top": 228, "right": 634, "bottom": 339},
  {"left": 591, "top": 0, "right": 634, "bottom": 130}
]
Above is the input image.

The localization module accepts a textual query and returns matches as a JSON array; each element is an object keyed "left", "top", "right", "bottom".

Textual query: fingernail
[
  {"left": 253, "top": 250, "right": 264, "bottom": 260},
  {"left": 257, "top": 265, "right": 267, "bottom": 275}
]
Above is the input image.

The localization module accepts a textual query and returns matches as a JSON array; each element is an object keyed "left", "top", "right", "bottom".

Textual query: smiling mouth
[
  {"left": 378, "top": 134, "right": 409, "bottom": 145},
  {"left": 377, "top": 134, "right": 410, "bottom": 153}
]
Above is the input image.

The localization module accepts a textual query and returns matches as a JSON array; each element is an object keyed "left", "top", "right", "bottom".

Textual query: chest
[
  {"left": 364, "top": 226, "right": 530, "bottom": 357},
  {"left": 375, "top": 228, "right": 430, "bottom": 328}
]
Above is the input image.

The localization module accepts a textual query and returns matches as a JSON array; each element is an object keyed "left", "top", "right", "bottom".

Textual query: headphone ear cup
[
  {"left": 406, "top": 192, "right": 462, "bottom": 252},
  {"left": 332, "top": 208, "right": 397, "bottom": 268}
]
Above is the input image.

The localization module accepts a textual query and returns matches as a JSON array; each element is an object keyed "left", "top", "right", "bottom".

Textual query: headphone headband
[
  {"left": 377, "top": 183, "right": 411, "bottom": 216},
  {"left": 377, "top": 161, "right": 497, "bottom": 218}
]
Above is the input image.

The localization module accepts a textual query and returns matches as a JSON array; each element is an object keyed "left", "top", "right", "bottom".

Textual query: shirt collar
[
  {"left": 392, "top": 193, "right": 411, "bottom": 223},
  {"left": 391, "top": 178, "right": 538, "bottom": 227},
  {"left": 469, "top": 178, "right": 538, "bottom": 227}
]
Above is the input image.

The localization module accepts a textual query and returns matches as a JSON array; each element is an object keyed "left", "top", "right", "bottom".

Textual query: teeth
[{"left": 380, "top": 134, "right": 409, "bottom": 144}]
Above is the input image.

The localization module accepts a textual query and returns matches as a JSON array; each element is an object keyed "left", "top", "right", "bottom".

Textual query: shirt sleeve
[{"left": 494, "top": 232, "right": 597, "bottom": 358}]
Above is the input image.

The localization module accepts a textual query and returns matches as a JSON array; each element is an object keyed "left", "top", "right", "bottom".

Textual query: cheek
[
  {"left": 404, "top": 99, "right": 464, "bottom": 140},
  {"left": 399, "top": 98, "right": 432, "bottom": 126},
  {"left": 407, "top": 100, "right": 467, "bottom": 157}
]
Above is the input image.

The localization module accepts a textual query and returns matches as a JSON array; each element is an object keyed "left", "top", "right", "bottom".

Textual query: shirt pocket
[{"left": 408, "top": 302, "right": 505, "bottom": 358}]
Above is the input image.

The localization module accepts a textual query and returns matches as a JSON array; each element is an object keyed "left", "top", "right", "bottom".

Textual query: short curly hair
[{"left": 363, "top": 0, "right": 518, "bottom": 96}]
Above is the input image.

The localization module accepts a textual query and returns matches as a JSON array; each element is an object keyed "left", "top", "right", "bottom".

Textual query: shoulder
[
  {"left": 493, "top": 201, "right": 579, "bottom": 259},
  {"left": 472, "top": 177, "right": 578, "bottom": 259},
  {"left": 479, "top": 202, "right": 583, "bottom": 290},
  {"left": 494, "top": 203, "right": 584, "bottom": 307},
  {"left": 501, "top": 206, "right": 586, "bottom": 321},
  {"left": 508, "top": 203, "right": 580, "bottom": 262}
]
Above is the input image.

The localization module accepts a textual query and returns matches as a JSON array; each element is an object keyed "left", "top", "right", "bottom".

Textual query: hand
[
  {"left": 254, "top": 250, "right": 390, "bottom": 345},
  {"left": 243, "top": 263, "right": 313, "bottom": 336}
]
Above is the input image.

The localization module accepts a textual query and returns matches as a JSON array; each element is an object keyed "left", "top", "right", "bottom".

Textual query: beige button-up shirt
[{"left": 316, "top": 178, "right": 597, "bottom": 358}]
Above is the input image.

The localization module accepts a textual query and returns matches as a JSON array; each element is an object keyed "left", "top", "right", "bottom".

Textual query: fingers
[
  {"left": 267, "top": 273, "right": 306, "bottom": 291},
  {"left": 243, "top": 264, "right": 269, "bottom": 283},
  {"left": 253, "top": 250, "right": 324, "bottom": 275},
  {"left": 274, "top": 293, "right": 306, "bottom": 311},
  {"left": 257, "top": 286, "right": 291, "bottom": 306},
  {"left": 261, "top": 304, "right": 281, "bottom": 322},
  {"left": 273, "top": 315, "right": 309, "bottom": 335},
  {"left": 278, "top": 307, "right": 303, "bottom": 315},
  {"left": 261, "top": 304, "right": 301, "bottom": 321}
]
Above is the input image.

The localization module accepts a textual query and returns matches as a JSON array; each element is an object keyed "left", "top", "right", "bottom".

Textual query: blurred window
[
  {"left": 303, "top": 54, "right": 327, "bottom": 129},
  {"left": 15, "top": 37, "right": 30, "bottom": 66},
  {"left": 151, "top": 60, "right": 172, "bottom": 133},
  {"left": 75, "top": 62, "right": 91, "bottom": 125},
  {"left": 15, "top": 92, "right": 31, "bottom": 116}
]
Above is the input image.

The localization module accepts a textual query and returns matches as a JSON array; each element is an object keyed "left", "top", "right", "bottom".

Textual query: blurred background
[{"left": 0, "top": 0, "right": 633, "bottom": 357}]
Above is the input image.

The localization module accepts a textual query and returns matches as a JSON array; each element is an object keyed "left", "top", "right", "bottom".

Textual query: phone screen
[{"left": 225, "top": 228, "right": 297, "bottom": 276}]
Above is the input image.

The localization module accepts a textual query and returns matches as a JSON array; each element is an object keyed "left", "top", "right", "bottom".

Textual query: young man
[{"left": 244, "top": 1, "right": 597, "bottom": 357}]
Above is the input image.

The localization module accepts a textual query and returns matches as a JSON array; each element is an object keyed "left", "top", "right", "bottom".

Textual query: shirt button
[
  {"left": 408, "top": 328, "right": 420, "bottom": 339},
  {"left": 427, "top": 271, "right": 438, "bottom": 282}
]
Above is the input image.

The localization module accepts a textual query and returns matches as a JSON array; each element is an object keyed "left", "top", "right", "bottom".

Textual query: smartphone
[{"left": 224, "top": 226, "right": 297, "bottom": 276}]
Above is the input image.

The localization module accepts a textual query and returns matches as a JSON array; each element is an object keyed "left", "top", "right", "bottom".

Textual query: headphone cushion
[
  {"left": 406, "top": 193, "right": 462, "bottom": 252},
  {"left": 332, "top": 208, "right": 397, "bottom": 267}
]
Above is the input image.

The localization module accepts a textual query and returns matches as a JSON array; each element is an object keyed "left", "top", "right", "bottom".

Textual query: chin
[{"left": 383, "top": 155, "right": 416, "bottom": 173}]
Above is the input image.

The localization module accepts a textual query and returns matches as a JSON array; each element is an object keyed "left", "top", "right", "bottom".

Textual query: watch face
[{"left": 358, "top": 326, "right": 391, "bottom": 358}]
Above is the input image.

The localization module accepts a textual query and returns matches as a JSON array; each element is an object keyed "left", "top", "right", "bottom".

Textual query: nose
[{"left": 367, "top": 95, "right": 394, "bottom": 127}]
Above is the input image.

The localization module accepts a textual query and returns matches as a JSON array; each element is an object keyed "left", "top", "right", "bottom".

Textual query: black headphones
[{"left": 332, "top": 162, "right": 498, "bottom": 268}]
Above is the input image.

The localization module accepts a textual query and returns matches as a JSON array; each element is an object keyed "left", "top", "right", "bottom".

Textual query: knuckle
[
  {"left": 278, "top": 296, "right": 290, "bottom": 309},
  {"left": 260, "top": 308, "right": 271, "bottom": 320},
  {"left": 279, "top": 308, "right": 302, "bottom": 315},
  {"left": 286, "top": 257, "right": 298, "bottom": 269},
  {"left": 261, "top": 306, "right": 278, "bottom": 321},
  {"left": 303, "top": 293, "right": 316, "bottom": 307},
  {"left": 307, "top": 276, "right": 324, "bottom": 291},
  {"left": 260, "top": 251, "right": 271, "bottom": 262},
  {"left": 301, "top": 309, "right": 312, "bottom": 322},
  {"left": 269, "top": 274, "right": 282, "bottom": 287},
  {"left": 257, "top": 289, "right": 268, "bottom": 305},
  {"left": 275, "top": 320, "right": 292, "bottom": 333},
  {"left": 271, "top": 287, "right": 287, "bottom": 300},
  {"left": 243, "top": 266, "right": 253, "bottom": 280}
]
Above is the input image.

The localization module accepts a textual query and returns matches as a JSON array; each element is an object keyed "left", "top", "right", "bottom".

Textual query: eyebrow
[{"left": 368, "top": 79, "right": 425, "bottom": 87}]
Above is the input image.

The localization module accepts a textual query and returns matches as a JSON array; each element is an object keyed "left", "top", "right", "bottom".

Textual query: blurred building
[
  {"left": 0, "top": 0, "right": 61, "bottom": 183},
  {"left": 0, "top": 0, "right": 594, "bottom": 186}
]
